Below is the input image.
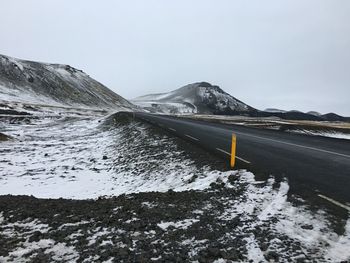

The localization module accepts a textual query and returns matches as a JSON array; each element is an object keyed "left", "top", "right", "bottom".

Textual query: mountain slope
[
  {"left": 0, "top": 54, "right": 134, "bottom": 110},
  {"left": 133, "top": 82, "right": 255, "bottom": 114}
]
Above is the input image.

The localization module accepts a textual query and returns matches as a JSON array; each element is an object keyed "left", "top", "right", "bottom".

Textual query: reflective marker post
[{"left": 230, "top": 134, "right": 236, "bottom": 168}]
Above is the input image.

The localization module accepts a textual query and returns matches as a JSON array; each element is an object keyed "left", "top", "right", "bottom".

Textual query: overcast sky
[{"left": 1, "top": 0, "right": 349, "bottom": 115}]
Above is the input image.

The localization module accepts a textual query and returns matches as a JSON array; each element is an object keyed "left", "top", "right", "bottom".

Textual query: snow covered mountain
[
  {"left": 133, "top": 82, "right": 255, "bottom": 115},
  {"left": 0, "top": 54, "right": 134, "bottom": 110}
]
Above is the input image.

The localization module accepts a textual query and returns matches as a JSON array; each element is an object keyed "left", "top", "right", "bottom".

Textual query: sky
[{"left": 0, "top": 0, "right": 349, "bottom": 115}]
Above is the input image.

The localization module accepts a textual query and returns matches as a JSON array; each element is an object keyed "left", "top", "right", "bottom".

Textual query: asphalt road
[{"left": 131, "top": 112, "right": 350, "bottom": 206}]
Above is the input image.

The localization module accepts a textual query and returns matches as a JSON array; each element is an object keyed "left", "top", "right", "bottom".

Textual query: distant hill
[
  {"left": 321, "top": 113, "right": 349, "bottom": 122},
  {"left": 133, "top": 82, "right": 255, "bottom": 115},
  {"left": 255, "top": 110, "right": 350, "bottom": 122},
  {"left": 0, "top": 54, "right": 134, "bottom": 110}
]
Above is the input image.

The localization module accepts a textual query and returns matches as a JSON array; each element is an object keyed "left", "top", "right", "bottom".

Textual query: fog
[{"left": 1, "top": 0, "right": 349, "bottom": 115}]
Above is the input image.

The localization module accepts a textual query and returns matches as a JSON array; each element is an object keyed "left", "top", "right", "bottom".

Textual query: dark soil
[
  {"left": 0, "top": 132, "right": 12, "bottom": 141},
  {"left": 0, "top": 186, "right": 251, "bottom": 263},
  {"left": 1, "top": 179, "right": 345, "bottom": 263},
  {"left": 0, "top": 109, "right": 31, "bottom": 116}
]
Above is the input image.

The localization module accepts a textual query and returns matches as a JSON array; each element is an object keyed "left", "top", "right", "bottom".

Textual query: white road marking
[
  {"left": 168, "top": 127, "right": 176, "bottom": 132},
  {"left": 235, "top": 131, "right": 350, "bottom": 158},
  {"left": 215, "top": 148, "right": 251, "bottom": 164},
  {"left": 185, "top": 134, "right": 199, "bottom": 141},
  {"left": 318, "top": 194, "right": 350, "bottom": 212},
  {"left": 216, "top": 148, "right": 230, "bottom": 156},
  {"left": 235, "top": 156, "right": 251, "bottom": 164}
]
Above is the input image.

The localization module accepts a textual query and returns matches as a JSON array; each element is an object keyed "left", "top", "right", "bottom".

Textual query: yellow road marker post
[{"left": 230, "top": 134, "right": 236, "bottom": 168}]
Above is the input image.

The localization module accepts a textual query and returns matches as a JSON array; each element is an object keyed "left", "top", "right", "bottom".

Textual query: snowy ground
[
  {"left": 0, "top": 108, "right": 231, "bottom": 199},
  {"left": 179, "top": 114, "right": 350, "bottom": 140},
  {"left": 0, "top": 175, "right": 349, "bottom": 262},
  {"left": 0, "top": 105, "right": 350, "bottom": 262},
  {"left": 290, "top": 129, "right": 350, "bottom": 140}
]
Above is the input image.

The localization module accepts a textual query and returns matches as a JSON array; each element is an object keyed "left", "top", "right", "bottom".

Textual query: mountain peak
[
  {"left": 183, "top": 81, "right": 220, "bottom": 90},
  {"left": 194, "top": 81, "right": 214, "bottom": 88}
]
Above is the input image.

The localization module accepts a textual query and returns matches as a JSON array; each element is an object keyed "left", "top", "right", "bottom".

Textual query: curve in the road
[{"left": 129, "top": 112, "right": 350, "bottom": 206}]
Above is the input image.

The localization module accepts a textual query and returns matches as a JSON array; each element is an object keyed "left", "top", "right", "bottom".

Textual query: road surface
[{"left": 130, "top": 112, "right": 350, "bottom": 206}]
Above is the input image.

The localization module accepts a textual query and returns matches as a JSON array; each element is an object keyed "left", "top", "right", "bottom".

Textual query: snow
[
  {"left": 1, "top": 168, "right": 349, "bottom": 261},
  {"left": 54, "top": 66, "right": 74, "bottom": 78},
  {"left": 0, "top": 216, "right": 79, "bottom": 263},
  {"left": 1, "top": 219, "right": 50, "bottom": 238},
  {"left": 206, "top": 172, "right": 350, "bottom": 261},
  {"left": 132, "top": 100, "right": 196, "bottom": 114},
  {"left": 244, "top": 235, "right": 265, "bottom": 262},
  {"left": 141, "top": 201, "right": 157, "bottom": 208},
  {"left": 0, "top": 112, "right": 238, "bottom": 199},
  {"left": 101, "top": 258, "right": 115, "bottom": 263},
  {"left": 183, "top": 238, "right": 208, "bottom": 258},
  {"left": 213, "top": 259, "right": 228, "bottom": 263},
  {"left": 289, "top": 129, "right": 350, "bottom": 140},
  {"left": 157, "top": 219, "right": 199, "bottom": 230},
  {"left": 274, "top": 205, "right": 350, "bottom": 262},
  {"left": 6, "top": 55, "right": 25, "bottom": 71},
  {"left": 257, "top": 181, "right": 289, "bottom": 221},
  {"left": 314, "top": 132, "right": 350, "bottom": 140},
  {"left": 150, "top": 255, "right": 162, "bottom": 261},
  {"left": 3, "top": 239, "right": 79, "bottom": 263},
  {"left": 0, "top": 84, "right": 64, "bottom": 107},
  {"left": 51, "top": 65, "right": 90, "bottom": 92},
  {"left": 324, "top": 219, "right": 350, "bottom": 262},
  {"left": 197, "top": 86, "right": 248, "bottom": 112},
  {"left": 58, "top": 220, "right": 91, "bottom": 230},
  {"left": 133, "top": 91, "right": 174, "bottom": 101},
  {"left": 87, "top": 228, "right": 113, "bottom": 246}
]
